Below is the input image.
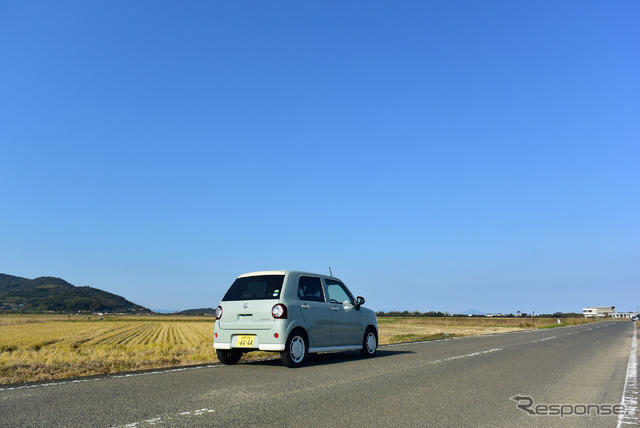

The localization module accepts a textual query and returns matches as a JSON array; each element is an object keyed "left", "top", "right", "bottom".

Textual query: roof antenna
[{"left": 329, "top": 267, "right": 333, "bottom": 277}]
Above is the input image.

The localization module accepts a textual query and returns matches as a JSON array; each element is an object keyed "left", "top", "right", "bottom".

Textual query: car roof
[
  {"left": 238, "top": 270, "right": 287, "bottom": 278},
  {"left": 237, "top": 270, "right": 340, "bottom": 280}
]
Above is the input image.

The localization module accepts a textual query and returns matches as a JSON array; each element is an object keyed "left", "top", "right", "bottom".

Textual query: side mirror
[{"left": 355, "top": 296, "right": 365, "bottom": 310}]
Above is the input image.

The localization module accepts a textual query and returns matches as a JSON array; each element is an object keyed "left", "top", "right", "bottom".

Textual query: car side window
[
  {"left": 326, "top": 279, "right": 354, "bottom": 305},
  {"left": 298, "top": 276, "right": 325, "bottom": 302}
]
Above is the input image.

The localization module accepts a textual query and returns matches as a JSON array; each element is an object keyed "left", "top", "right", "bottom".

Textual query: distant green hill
[
  {"left": 176, "top": 308, "right": 215, "bottom": 315},
  {"left": 0, "top": 274, "right": 151, "bottom": 313}
]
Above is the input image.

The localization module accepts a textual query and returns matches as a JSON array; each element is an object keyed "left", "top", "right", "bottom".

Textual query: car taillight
[
  {"left": 272, "top": 304, "right": 287, "bottom": 319},
  {"left": 215, "top": 306, "right": 223, "bottom": 320}
]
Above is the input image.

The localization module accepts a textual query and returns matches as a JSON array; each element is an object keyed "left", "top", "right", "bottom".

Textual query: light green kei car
[{"left": 213, "top": 270, "right": 378, "bottom": 368}]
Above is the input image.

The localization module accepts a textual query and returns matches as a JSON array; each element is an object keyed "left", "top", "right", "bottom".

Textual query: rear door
[{"left": 296, "top": 275, "right": 331, "bottom": 347}]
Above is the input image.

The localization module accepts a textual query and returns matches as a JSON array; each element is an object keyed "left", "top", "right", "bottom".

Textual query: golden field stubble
[{"left": 0, "top": 316, "right": 216, "bottom": 384}]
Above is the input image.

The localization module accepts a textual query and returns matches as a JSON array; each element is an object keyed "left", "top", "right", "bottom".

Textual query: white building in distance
[{"left": 582, "top": 306, "right": 616, "bottom": 318}]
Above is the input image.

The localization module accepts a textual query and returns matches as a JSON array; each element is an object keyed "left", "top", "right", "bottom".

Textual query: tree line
[{"left": 376, "top": 310, "right": 584, "bottom": 318}]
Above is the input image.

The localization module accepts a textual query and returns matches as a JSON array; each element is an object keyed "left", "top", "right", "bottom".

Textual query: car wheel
[
  {"left": 360, "top": 327, "right": 377, "bottom": 357},
  {"left": 281, "top": 331, "right": 307, "bottom": 368},
  {"left": 216, "top": 349, "right": 242, "bottom": 365}
]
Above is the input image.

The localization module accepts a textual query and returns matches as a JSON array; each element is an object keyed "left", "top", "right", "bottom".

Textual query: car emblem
[{"left": 243, "top": 303, "right": 249, "bottom": 309}]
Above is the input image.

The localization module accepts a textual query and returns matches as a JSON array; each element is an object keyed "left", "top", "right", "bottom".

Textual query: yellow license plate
[{"left": 236, "top": 335, "right": 255, "bottom": 347}]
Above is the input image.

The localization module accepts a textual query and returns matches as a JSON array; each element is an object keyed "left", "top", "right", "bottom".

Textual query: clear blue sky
[{"left": 1, "top": 1, "right": 638, "bottom": 314}]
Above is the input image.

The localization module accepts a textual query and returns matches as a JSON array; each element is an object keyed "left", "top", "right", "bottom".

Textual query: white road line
[
  {"left": 380, "top": 338, "right": 450, "bottom": 348},
  {"left": 617, "top": 323, "right": 638, "bottom": 427},
  {"left": 531, "top": 336, "right": 556, "bottom": 344},
  {"left": 0, "top": 364, "right": 222, "bottom": 392},
  {"left": 430, "top": 348, "right": 503, "bottom": 364},
  {"left": 112, "top": 408, "right": 216, "bottom": 428}
]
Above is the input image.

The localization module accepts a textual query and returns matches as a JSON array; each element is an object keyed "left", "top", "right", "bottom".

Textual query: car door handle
[
  {"left": 301, "top": 304, "right": 311, "bottom": 309},
  {"left": 331, "top": 306, "right": 340, "bottom": 311}
]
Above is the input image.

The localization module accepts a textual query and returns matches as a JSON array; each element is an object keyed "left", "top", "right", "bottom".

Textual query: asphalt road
[{"left": 1, "top": 321, "right": 637, "bottom": 428}]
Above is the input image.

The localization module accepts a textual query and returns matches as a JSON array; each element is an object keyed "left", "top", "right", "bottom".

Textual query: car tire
[
  {"left": 216, "top": 349, "right": 242, "bottom": 365},
  {"left": 281, "top": 331, "right": 307, "bottom": 368},
  {"left": 360, "top": 327, "right": 378, "bottom": 357}
]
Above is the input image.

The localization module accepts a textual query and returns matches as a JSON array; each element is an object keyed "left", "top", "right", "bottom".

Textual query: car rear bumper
[{"left": 214, "top": 342, "right": 285, "bottom": 351}]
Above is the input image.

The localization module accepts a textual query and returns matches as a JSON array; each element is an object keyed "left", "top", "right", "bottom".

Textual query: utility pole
[{"left": 532, "top": 310, "right": 535, "bottom": 329}]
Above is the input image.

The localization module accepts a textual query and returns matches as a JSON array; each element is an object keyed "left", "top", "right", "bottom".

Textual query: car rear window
[{"left": 222, "top": 275, "right": 285, "bottom": 301}]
